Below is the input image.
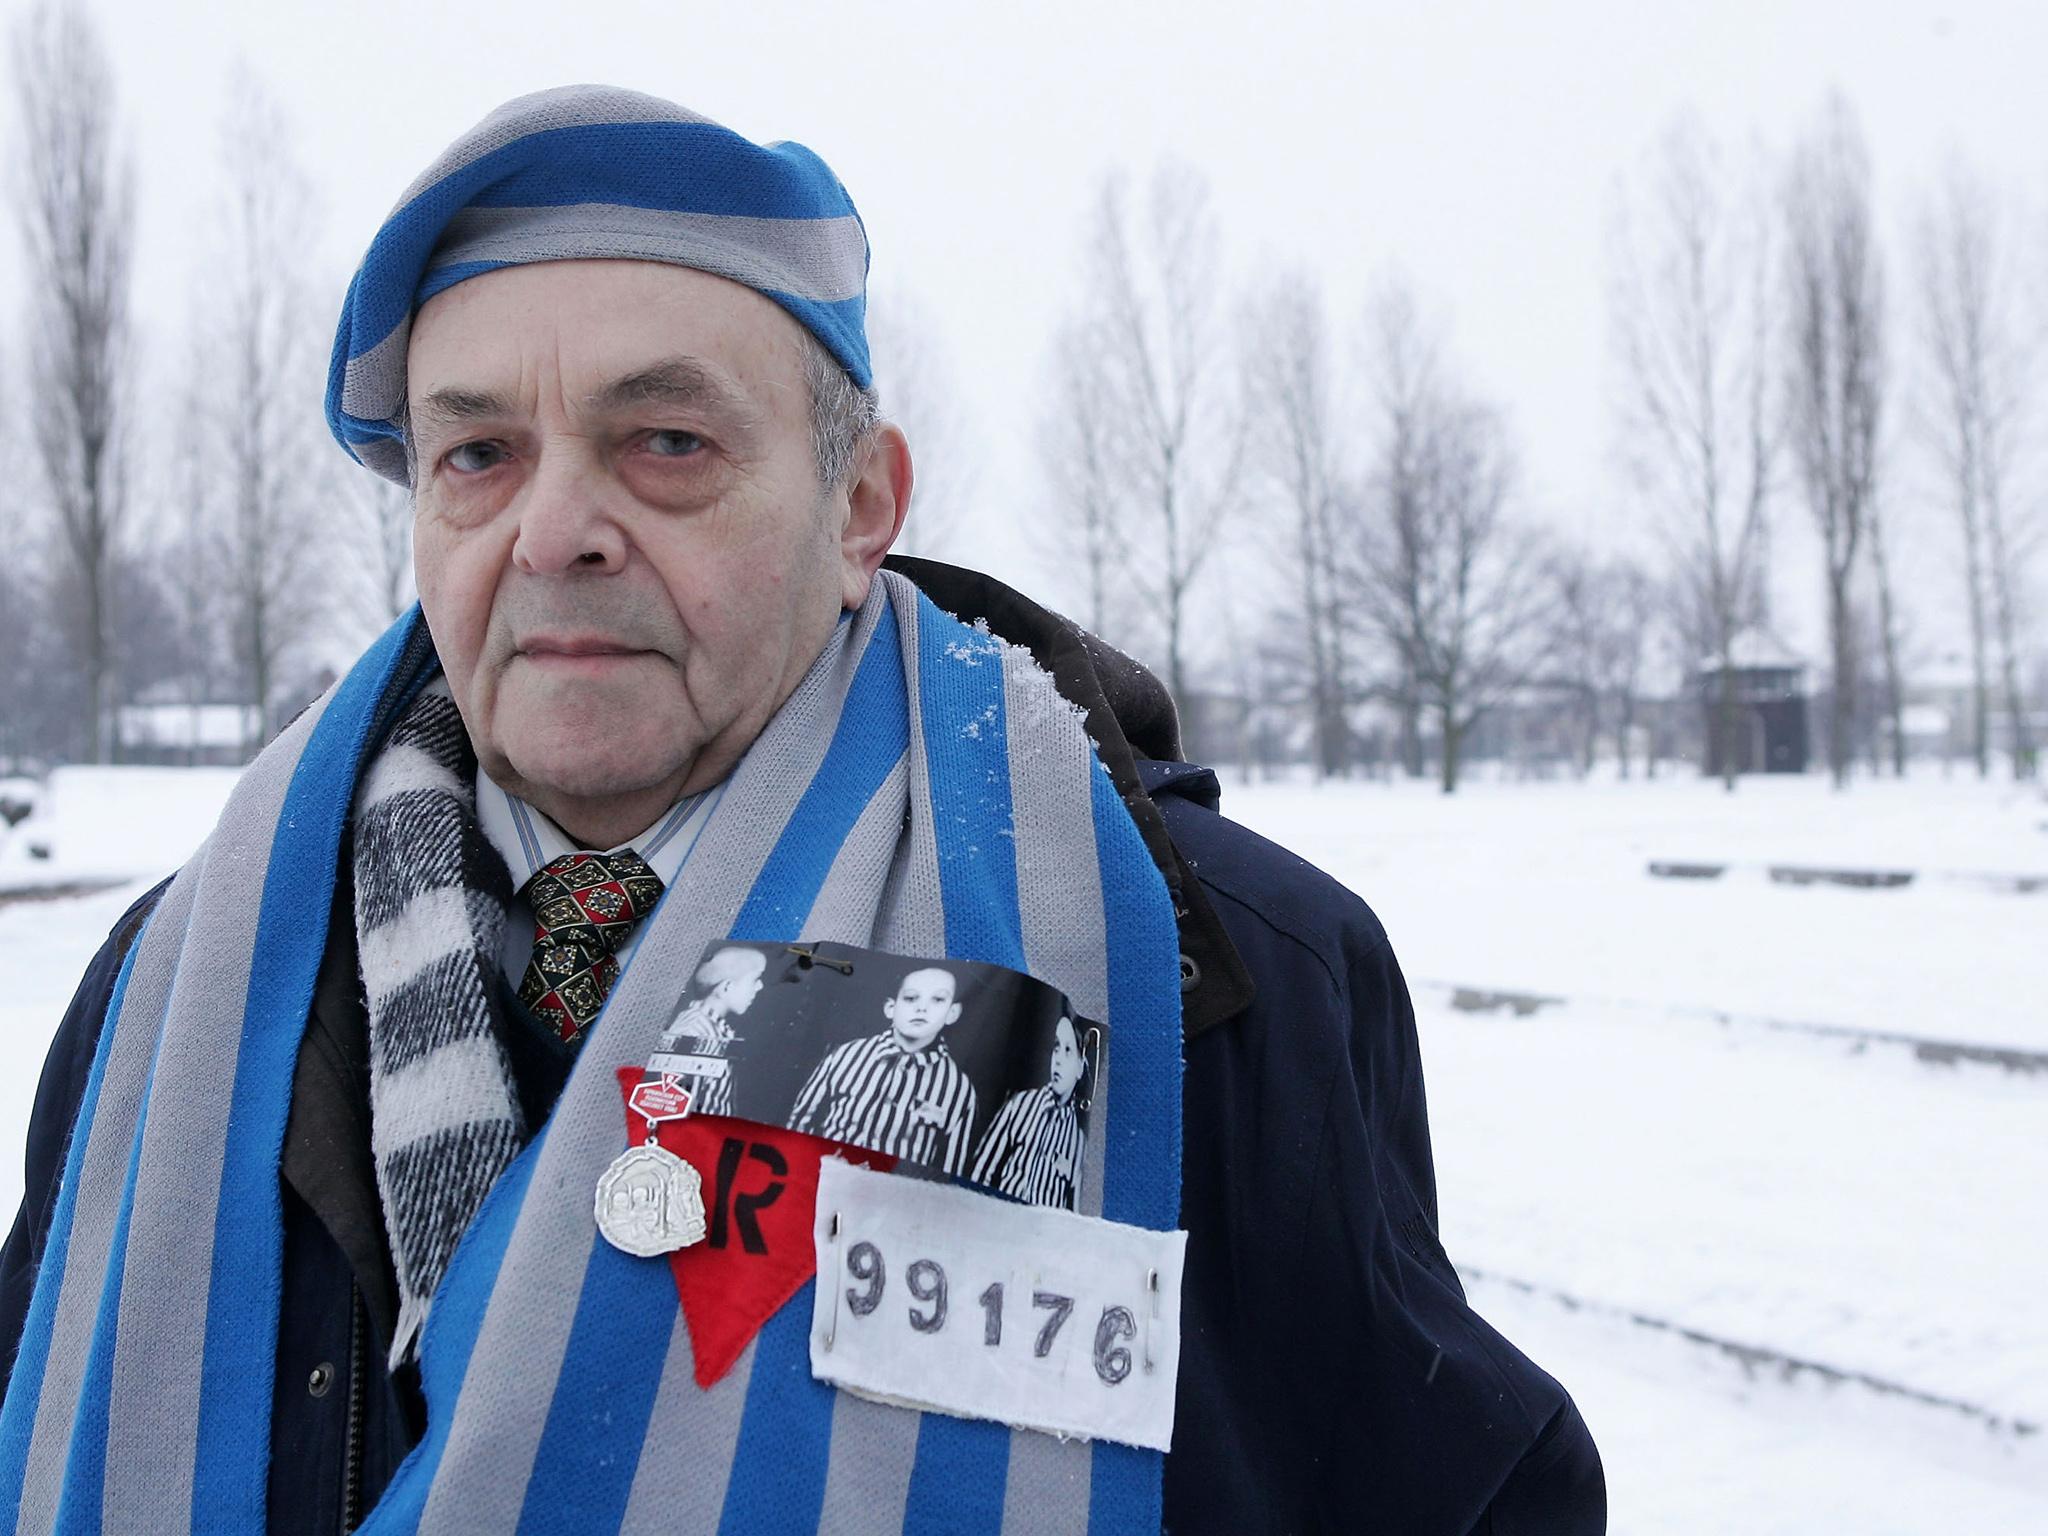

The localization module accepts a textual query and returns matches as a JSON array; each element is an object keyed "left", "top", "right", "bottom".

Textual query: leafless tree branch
[{"left": 11, "top": 0, "right": 135, "bottom": 762}]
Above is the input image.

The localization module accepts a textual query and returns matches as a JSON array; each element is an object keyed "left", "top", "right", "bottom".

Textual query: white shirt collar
[{"left": 474, "top": 768, "right": 722, "bottom": 893}]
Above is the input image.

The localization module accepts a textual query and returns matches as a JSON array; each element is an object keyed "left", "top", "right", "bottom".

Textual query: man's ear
[
  {"left": 838, "top": 424, "right": 913, "bottom": 609},
  {"left": 944, "top": 1003, "right": 962, "bottom": 1026}
]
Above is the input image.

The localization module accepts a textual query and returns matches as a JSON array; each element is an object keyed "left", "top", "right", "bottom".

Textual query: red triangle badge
[{"left": 614, "top": 1068, "right": 893, "bottom": 1386}]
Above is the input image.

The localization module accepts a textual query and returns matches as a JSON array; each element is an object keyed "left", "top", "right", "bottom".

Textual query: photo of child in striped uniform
[
  {"left": 650, "top": 945, "right": 768, "bottom": 1116},
  {"left": 787, "top": 965, "right": 979, "bottom": 1173},
  {"left": 968, "top": 1015, "right": 1088, "bottom": 1210}
]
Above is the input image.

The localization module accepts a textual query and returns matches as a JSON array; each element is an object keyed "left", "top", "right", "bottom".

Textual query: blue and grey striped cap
[{"left": 326, "top": 84, "right": 871, "bottom": 485}]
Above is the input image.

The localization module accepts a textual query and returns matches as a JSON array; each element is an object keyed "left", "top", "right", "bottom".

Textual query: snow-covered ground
[
  {"left": 0, "top": 765, "right": 242, "bottom": 894},
  {"left": 0, "top": 763, "right": 2043, "bottom": 1529},
  {"left": 0, "top": 768, "right": 248, "bottom": 1245},
  {"left": 1226, "top": 768, "right": 2048, "bottom": 1530},
  {"left": 1231, "top": 769, "right": 2048, "bottom": 1050}
]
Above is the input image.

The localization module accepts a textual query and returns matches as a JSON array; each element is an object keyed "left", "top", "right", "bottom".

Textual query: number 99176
[{"left": 841, "top": 1238, "right": 1140, "bottom": 1386}]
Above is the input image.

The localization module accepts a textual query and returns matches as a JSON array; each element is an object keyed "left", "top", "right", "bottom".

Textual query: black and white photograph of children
[
  {"left": 649, "top": 944, "right": 768, "bottom": 1115},
  {"left": 968, "top": 1014, "right": 1088, "bottom": 1211},
  {"left": 788, "top": 964, "right": 978, "bottom": 1172},
  {"left": 652, "top": 940, "right": 1100, "bottom": 1200}
]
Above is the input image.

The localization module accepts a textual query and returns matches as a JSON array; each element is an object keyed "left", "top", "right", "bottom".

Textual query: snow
[
  {"left": 0, "top": 766, "right": 241, "bottom": 893},
  {"left": 1227, "top": 770, "right": 2048, "bottom": 1050},
  {"left": 0, "top": 760, "right": 2044, "bottom": 1528},
  {"left": 0, "top": 880, "right": 172, "bottom": 1222},
  {"left": 1702, "top": 626, "right": 1809, "bottom": 671},
  {"left": 0, "top": 769, "right": 241, "bottom": 1216},
  {"left": 1421, "top": 993, "right": 2045, "bottom": 1439},
  {"left": 1222, "top": 766, "right": 2048, "bottom": 1528},
  {"left": 1471, "top": 1277, "right": 2048, "bottom": 1535}
]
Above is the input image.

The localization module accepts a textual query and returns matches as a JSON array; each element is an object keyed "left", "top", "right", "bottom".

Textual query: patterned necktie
[{"left": 517, "top": 849, "right": 665, "bottom": 1044}]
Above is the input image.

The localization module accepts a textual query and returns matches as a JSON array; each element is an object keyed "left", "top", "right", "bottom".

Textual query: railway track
[{"left": 1417, "top": 978, "right": 2048, "bottom": 1076}]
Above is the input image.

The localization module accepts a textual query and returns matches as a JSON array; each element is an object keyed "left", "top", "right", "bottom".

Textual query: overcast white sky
[{"left": 7, "top": 0, "right": 2047, "bottom": 660}]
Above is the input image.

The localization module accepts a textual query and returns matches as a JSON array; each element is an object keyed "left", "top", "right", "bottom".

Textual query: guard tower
[{"left": 1696, "top": 629, "right": 1809, "bottom": 776}]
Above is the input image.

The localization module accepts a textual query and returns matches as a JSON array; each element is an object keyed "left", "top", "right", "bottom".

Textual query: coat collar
[{"left": 883, "top": 556, "right": 1255, "bottom": 1037}]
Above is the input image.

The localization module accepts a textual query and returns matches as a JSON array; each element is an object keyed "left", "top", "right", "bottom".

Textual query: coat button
[
  {"left": 308, "top": 1362, "right": 335, "bottom": 1398},
  {"left": 1179, "top": 954, "right": 1200, "bottom": 993}
]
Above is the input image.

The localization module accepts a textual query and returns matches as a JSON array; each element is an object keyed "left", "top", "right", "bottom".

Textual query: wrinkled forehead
[
  {"left": 402, "top": 258, "right": 811, "bottom": 433},
  {"left": 326, "top": 83, "right": 871, "bottom": 487}
]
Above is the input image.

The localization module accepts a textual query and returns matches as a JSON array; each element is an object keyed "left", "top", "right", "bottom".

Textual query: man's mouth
[
  {"left": 515, "top": 635, "right": 654, "bottom": 672},
  {"left": 519, "top": 633, "right": 645, "bottom": 655}
]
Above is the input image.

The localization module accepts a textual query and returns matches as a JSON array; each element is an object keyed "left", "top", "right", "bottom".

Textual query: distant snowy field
[
  {"left": 1, "top": 764, "right": 2043, "bottom": 1529},
  {"left": 0, "top": 766, "right": 243, "bottom": 895},
  {"left": 1229, "top": 769, "right": 2048, "bottom": 1531}
]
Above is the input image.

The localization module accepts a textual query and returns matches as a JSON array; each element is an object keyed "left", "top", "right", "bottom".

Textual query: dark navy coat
[{"left": 1, "top": 566, "right": 1603, "bottom": 1534}]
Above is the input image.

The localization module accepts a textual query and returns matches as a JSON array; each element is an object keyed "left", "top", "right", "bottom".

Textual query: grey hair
[{"left": 798, "top": 327, "right": 881, "bottom": 490}]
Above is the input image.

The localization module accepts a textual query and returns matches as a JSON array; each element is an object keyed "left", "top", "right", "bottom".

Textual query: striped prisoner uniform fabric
[
  {"left": 0, "top": 564, "right": 1184, "bottom": 1534},
  {"left": 969, "top": 1086, "right": 1086, "bottom": 1211},
  {"left": 1, "top": 79, "right": 1183, "bottom": 1534},
  {"left": 654, "top": 999, "right": 736, "bottom": 1115},
  {"left": 325, "top": 84, "right": 872, "bottom": 488},
  {"left": 787, "top": 1031, "right": 979, "bottom": 1174},
  {"left": 348, "top": 677, "right": 523, "bottom": 1367}
]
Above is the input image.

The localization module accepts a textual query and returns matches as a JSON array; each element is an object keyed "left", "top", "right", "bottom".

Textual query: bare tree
[
  {"left": 1864, "top": 489, "right": 1910, "bottom": 774},
  {"left": 334, "top": 465, "right": 416, "bottom": 635},
  {"left": 0, "top": 354, "right": 29, "bottom": 766},
  {"left": 1058, "top": 165, "right": 1245, "bottom": 707},
  {"left": 1355, "top": 287, "right": 1550, "bottom": 793},
  {"left": 156, "top": 361, "right": 232, "bottom": 758},
  {"left": 11, "top": 0, "right": 135, "bottom": 763},
  {"left": 1547, "top": 547, "right": 1660, "bottom": 777},
  {"left": 1547, "top": 547, "right": 1608, "bottom": 776},
  {"left": 1609, "top": 117, "right": 1776, "bottom": 790},
  {"left": 1040, "top": 317, "right": 1121, "bottom": 639},
  {"left": 1784, "top": 97, "right": 1886, "bottom": 789},
  {"left": 1918, "top": 162, "right": 2037, "bottom": 780},
  {"left": 867, "top": 289, "right": 979, "bottom": 562},
  {"left": 1982, "top": 425, "right": 2040, "bottom": 780},
  {"left": 1355, "top": 284, "right": 1438, "bottom": 777},
  {"left": 1242, "top": 270, "right": 1352, "bottom": 777},
  {"left": 196, "top": 68, "right": 327, "bottom": 749},
  {"left": 1605, "top": 559, "right": 1663, "bottom": 777}
]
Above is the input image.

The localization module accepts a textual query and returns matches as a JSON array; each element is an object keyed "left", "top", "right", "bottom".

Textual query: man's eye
[
  {"left": 445, "top": 441, "right": 505, "bottom": 474},
  {"left": 646, "top": 430, "right": 705, "bottom": 458}
]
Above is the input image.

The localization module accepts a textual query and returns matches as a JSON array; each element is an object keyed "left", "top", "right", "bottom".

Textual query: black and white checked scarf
[{"left": 349, "top": 678, "right": 521, "bottom": 1367}]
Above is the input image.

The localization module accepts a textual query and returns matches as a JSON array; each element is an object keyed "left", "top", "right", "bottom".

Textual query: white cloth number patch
[{"left": 809, "top": 1158, "right": 1186, "bottom": 1451}]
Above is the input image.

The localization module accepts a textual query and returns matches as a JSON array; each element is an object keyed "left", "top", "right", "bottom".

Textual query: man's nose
[{"left": 512, "top": 445, "right": 629, "bottom": 575}]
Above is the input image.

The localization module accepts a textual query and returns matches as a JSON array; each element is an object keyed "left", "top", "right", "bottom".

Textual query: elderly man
[{"left": 0, "top": 87, "right": 1601, "bottom": 1534}]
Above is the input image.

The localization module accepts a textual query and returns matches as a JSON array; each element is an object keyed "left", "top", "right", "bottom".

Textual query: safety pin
[
  {"left": 785, "top": 944, "right": 856, "bottom": 974},
  {"left": 824, "top": 1211, "right": 843, "bottom": 1351},
  {"left": 1079, "top": 1024, "right": 1104, "bottom": 1113},
  {"left": 1143, "top": 1267, "right": 1159, "bottom": 1373}
]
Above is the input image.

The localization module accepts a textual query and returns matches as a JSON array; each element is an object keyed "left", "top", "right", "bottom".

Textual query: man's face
[
  {"left": 408, "top": 259, "right": 887, "bottom": 841},
  {"left": 884, "top": 968, "right": 961, "bottom": 1052},
  {"left": 1047, "top": 1016, "right": 1082, "bottom": 1100}
]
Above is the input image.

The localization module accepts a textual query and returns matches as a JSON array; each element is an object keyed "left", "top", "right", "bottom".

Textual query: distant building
[
  {"left": 1696, "top": 629, "right": 1809, "bottom": 776},
  {"left": 1904, "top": 649, "right": 2047, "bottom": 773},
  {"left": 115, "top": 699, "right": 262, "bottom": 767}
]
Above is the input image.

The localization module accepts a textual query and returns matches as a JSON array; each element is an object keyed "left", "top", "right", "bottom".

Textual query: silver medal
[{"left": 594, "top": 1143, "right": 707, "bottom": 1257}]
